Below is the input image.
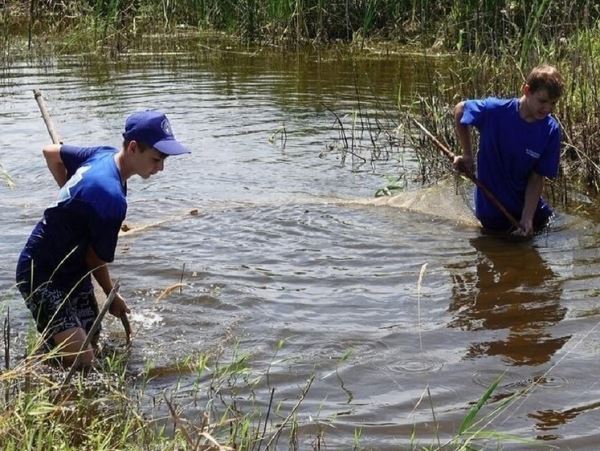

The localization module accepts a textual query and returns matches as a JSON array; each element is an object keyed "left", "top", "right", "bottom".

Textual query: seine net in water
[{"left": 368, "top": 177, "right": 479, "bottom": 228}]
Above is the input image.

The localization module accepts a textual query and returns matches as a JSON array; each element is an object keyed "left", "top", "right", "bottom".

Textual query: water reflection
[
  {"left": 529, "top": 398, "right": 600, "bottom": 433},
  {"left": 448, "top": 236, "right": 570, "bottom": 366}
]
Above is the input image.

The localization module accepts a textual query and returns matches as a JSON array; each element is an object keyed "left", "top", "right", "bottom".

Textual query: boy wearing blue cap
[
  {"left": 16, "top": 110, "right": 190, "bottom": 368},
  {"left": 453, "top": 64, "right": 564, "bottom": 237}
]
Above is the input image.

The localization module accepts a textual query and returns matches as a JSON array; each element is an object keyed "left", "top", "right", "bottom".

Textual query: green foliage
[
  {"left": 8, "top": 0, "right": 600, "bottom": 49},
  {"left": 458, "top": 374, "right": 501, "bottom": 435},
  {"left": 0, "top": 338, "right": 302, "bottom": 449}
]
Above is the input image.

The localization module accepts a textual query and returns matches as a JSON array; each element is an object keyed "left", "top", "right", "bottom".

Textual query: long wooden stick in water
[
  {"left": 60, "top": 282, "right": 119, "bottom": 387},
  {"left": 33, "top": 89, "right": 62, "bottom": 144},
  {"left": 33, "top": 89, "right": 132, "bottom": 344},
  {"left": 411, "top": 117, "right": 520, "bottom": 230}
]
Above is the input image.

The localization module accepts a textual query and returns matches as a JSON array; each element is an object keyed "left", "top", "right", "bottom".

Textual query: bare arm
[
  {"left": 453, "top": 101, "right": 474, "bottom": 174},
  {"left": 43, "top": 144, "right": 68, "bottom": 187},
  {"left": 517, "top": 172, "right": 545, "bottom": 236},
  {"left": 85, "top": 246, "right": 130, "bottom": 318}
]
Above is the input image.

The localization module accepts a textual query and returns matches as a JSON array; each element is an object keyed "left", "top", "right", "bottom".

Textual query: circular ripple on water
[
  {"left": 472, "top": 369, "right": 569, "bottom": 390},
  {"left": 385, "top": 357, "right": 446, "bottom": 374},
  {"left": 305, "top": 338, "right": 391, "bottom": 363}
]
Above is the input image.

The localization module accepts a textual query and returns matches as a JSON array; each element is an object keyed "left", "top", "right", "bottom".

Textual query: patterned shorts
[{"left": 20, "top": 284, "right": 100, "bottom": 350}]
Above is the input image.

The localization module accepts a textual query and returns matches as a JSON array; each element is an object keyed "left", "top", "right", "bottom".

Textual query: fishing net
[{"left": 370, "top": 176, "right": 479, "bottom": 228}]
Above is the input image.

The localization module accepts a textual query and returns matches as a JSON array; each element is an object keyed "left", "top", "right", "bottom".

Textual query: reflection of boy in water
[
  {"left": 453, "top": 65, "right": 564, "bottom": 237},
  {"left": 448, "top": 237, "right": 569, "bottom": 366},
  {"left": 16, "top": 111, "right": 190, "bottom": 369}
]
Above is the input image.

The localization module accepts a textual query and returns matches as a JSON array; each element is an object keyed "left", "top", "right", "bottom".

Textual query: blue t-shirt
[
  {"left": 16, "top": 145, "right": 127, "bottom": 292},
  {"left": 461, "top": 97, "right": 561, "bottom": 231}
]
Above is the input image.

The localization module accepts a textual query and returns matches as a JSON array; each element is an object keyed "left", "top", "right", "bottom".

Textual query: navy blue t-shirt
[
  {"left": 461, "top": 97, "right": 561, "bottom": 231},
  {"left": 16, "top": 145, "right": 127, "bottom": 292}
]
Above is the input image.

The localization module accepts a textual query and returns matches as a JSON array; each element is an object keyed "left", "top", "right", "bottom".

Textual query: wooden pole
[{"left": 33, "top": 89, "right": 61, "bottom": 144}]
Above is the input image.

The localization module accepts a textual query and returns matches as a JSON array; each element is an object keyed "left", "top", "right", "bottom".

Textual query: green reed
[{"left": 7, "top": 1, "right": 598, "bottom": 49}]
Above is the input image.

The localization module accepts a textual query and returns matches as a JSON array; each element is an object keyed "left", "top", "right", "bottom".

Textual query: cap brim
[{"left": 153, "top": 139, "right": 191, "bottom": 156}]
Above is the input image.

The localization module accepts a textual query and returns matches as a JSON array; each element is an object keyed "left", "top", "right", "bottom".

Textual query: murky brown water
[{"left": 2, "top": 44, "right": 600, "bottom": 449}]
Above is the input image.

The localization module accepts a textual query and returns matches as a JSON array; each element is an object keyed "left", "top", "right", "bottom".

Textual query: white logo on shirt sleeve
[{"left": 525, "top": 148, "right": 541, "bottom": 159}]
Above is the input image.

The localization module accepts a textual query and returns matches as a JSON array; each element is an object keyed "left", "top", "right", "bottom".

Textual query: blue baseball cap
[{"left": 122, "top": 110, "right": 190, "bottom": 155}]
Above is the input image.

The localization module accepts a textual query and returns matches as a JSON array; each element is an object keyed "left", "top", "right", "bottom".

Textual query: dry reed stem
[
  {"left": 416, "top": 263, "right": 428, "bottom": 352},
  {"left": 264, "top": 375, "right": 315, "bottom": 449}
]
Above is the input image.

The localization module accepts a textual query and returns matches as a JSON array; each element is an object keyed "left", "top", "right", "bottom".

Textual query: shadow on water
[{"left": 447, "top": 235, "right": 570, "bottom": 366}]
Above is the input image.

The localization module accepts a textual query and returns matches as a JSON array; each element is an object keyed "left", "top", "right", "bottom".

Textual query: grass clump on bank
[
  {"left": 0, "top": 333, "right": 281, "bottom": 449},
  {"left": 0, "top": 307, "right": 327, "bottom": 450},
  {"left": 0, "top": 318, "right": 189, "bottom": 449}
]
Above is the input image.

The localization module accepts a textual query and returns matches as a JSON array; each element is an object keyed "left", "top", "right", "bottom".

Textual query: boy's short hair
[
  {"left": 122, "top": 139, "right": 168, "bottom": 158},
  {"left": 526, "top": 65, "right": 564, "bottom": 100}
]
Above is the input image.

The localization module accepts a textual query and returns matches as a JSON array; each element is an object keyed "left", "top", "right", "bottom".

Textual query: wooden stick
[
  {"left": 411, "top": 118, "right": 521, "bottom": 230},
  {"left": 33, "top": 89, "right": 61, "bottom": 144},
  {"left": 33, "top": 89, "right": 131, "bottom": 344},
  {"left": 120, "top": 315, "right": 132, "bottom": 345},
  {"left": 59, "top": 282, "right": 119, "bottom": 390}
]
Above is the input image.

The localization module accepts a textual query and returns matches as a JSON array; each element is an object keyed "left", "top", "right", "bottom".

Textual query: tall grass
[
  {"left": 6, "top": 1, "right": 600, "bottom": 48},
  {"left": 0, "top": 328, "right": 303, "bottom": 449}
]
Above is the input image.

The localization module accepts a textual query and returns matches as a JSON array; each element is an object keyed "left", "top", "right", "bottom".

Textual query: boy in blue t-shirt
[
  {"left": 453, "top": 64, "right": 564, "bottom": 237},
  {"left": 16, "top": 110, "right": 190, "bottom": 368}
]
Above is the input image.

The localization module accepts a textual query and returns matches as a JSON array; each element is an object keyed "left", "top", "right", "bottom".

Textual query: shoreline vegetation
[
  {"left": 0, "top": 309, "right": 528, "bottom": 450},
  {"left": 2, "top": 1, "right": 600, "bottom": 449},
  {"left": 4, "top": 1, "right": 598, "bottom": 53}
]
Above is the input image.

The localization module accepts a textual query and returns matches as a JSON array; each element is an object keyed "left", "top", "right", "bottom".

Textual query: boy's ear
[
  {"left": 522, "top": 83, "right": 532, "bottom": 96},
  {"left": 126, "top": 140, "right": 139, "bottom": 153}
]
